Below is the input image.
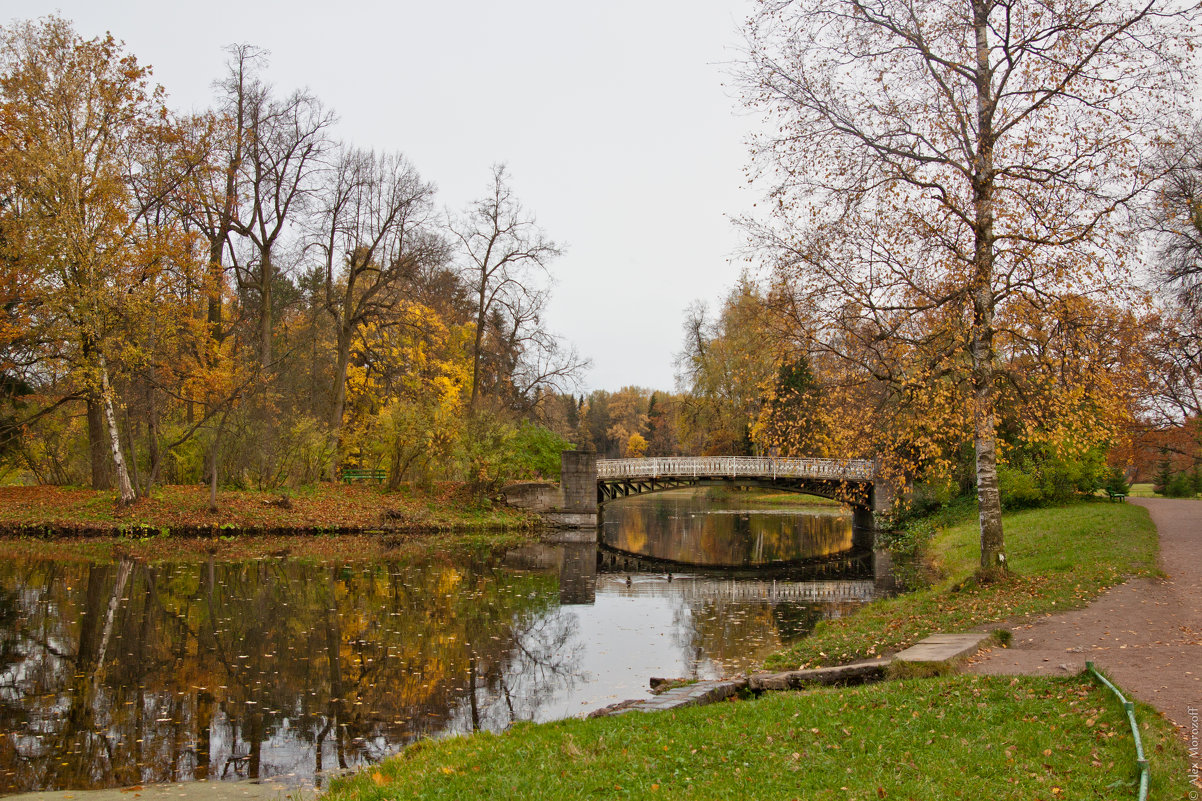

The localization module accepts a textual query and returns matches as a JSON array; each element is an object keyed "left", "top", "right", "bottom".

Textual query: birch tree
[{"left": 741, "top": 0, "right": 1195, "bottom": 571}]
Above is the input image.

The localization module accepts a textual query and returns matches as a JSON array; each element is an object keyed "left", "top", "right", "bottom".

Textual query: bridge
[
  {"left": 594, "top": 456, "right": 875, "bottom": 504},
  {"left": 547, "top": 452, "right": 893, "bottom": 551}
]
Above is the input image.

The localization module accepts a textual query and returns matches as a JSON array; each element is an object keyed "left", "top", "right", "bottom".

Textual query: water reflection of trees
[
  {"left": 603, "top": 493, "right": 854, "bottom": 566},
  {"left": 454, "top": 608, "right": 580, "bottom": 734},
  {"left": 0, "top": 555, "right": 568, "bottom": 793},
  {"left": 672, "top": 596, "right": 862, "bottom": 675}
]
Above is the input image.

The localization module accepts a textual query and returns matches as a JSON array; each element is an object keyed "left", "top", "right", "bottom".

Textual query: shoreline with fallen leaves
[{"left": 0, "top": 483, "right": 542, "bottom": 561}]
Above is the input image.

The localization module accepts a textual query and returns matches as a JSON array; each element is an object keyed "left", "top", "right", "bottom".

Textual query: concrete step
[{"left": 893, "top": 632, "right": 990, "bottom": 663}]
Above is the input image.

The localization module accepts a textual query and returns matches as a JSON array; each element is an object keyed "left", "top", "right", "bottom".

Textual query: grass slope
[
  {"left": 325, "top": 674, "right": 1194, "bottom": 801},
  {"left": 764, "top": 502, "right": 1158, "bottom": 670}
]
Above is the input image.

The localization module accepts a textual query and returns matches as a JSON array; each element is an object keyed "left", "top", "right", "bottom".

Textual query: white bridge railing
[{"left": 596, "top": 456, "right": 874, "bottom": 482}]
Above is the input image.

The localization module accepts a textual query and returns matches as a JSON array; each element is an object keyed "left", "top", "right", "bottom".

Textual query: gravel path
[{"left": 967, "top": 498, "right": 1202, "bottom": 740}]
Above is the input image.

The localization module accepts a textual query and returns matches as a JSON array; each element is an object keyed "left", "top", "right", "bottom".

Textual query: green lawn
[
  {"left": 764, "top": 502, "right": 1159, "bottom": 670},
  {"left": 324, "top": 674, "right": 1194, "bottom": 801}
]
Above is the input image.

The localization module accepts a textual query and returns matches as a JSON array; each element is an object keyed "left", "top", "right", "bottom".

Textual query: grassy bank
[
  {"left": 326, "top": 674, "right": 1194, "bottom": 800},
  {"left": 765, "top": 501, "right": 1158, "bottom": 670},
  {"left": 0, "top": 483, "right": 539, "bottom": 556}
]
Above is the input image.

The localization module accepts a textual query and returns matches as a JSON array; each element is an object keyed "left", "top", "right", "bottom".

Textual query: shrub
[
  {"left": 458, "top": 416, "right": 575, "bottom": 493},
  {"left": 1165, "top": 473, "right": 1195, "bottom": 498},
  {"left": 997, "top": 464, "right": 1044, "bottom": 509},
  {"left": 510, "top": 422, "right": 574, "bottom": 478},
  {"left": 997, "top": 448, "right": 1109, "bottom": 509}
]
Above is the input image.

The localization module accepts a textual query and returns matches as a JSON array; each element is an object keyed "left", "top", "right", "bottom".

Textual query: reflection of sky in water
[
  {"left": 526, "top": 581, "right": 696, "bottom": 720},
  {"left": 495, "top": 570, "right": 871, "bottom": 725}
]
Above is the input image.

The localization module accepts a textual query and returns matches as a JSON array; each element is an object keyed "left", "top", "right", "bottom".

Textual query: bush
[
  {"left": 1164, "top": 473, "right": 1195, "bottom": 498},
  {"left": 457, "top": 416, "right": 573, "bottom": 493},
  {"left": 510, "top": 422, "right": 574, "bottom": 478},
  {"left": 997, "top": 464, "right": 1044, "bottom": 509},
  {"left": 997, "top": 449, "right": 1109, "bottom": 510}
]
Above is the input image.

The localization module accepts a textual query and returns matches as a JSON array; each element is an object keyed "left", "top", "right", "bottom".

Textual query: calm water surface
[{"left": 0, "top": 490, "right": 888, "bottom": 793}]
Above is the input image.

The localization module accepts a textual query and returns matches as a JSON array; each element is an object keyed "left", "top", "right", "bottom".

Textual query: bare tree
[
  {"left": 1150, "top": 125, "right": 1202, "bottom": 316},
  {"left": 1146, "top": 306, "right": 1202, "bottom": 424},
  {"left": 740, "top": 0, "right": 1195, "bottom": 572},
  {"left": 449, "top": 165, "right": 578, "bottom": 411},
  {"left": 182, "top": 45, "right": 264, "bottom": 342},
  {"left": 309, "top": 146, "right": 438, "bottom": 435},
  {"left": 226, "top": 63, "right": 333, "bottom": 369}
]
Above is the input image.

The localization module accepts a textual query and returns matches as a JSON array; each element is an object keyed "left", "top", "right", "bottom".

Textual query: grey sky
[{"left": 7, "top": 0, "right": 760, "bottom": 393}]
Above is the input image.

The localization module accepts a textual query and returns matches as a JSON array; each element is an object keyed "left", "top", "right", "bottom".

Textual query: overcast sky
[{"left": 5, "top": 0, "right": 761, "bottom": 393}]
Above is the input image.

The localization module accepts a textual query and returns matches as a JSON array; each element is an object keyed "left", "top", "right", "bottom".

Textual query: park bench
[
  {"left": 1106, "top": 488, "right": 1127, "bottom": 502},
  {"left": 342, "top": 468, "right": 386, "bottom": 484}
]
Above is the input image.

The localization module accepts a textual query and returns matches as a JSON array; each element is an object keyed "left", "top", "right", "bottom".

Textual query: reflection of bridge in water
[
  {"left": 503, "top": 541, "right": 897, "bottom": 605},
  {"left": 596, "top": 575, "right": 879, "bottom": 604},
  {"left": 596, "top": 544, "right": 872, "bottom": 578}
]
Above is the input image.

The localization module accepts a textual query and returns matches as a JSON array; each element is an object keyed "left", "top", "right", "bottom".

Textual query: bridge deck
[{"left": 596, "top": 456, "right": 874, "bottom": 482}]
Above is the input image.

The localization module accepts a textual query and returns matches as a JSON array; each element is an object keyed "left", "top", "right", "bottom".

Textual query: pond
[{"left": 0, "top": 490, "right": 891, "bottom": 793}]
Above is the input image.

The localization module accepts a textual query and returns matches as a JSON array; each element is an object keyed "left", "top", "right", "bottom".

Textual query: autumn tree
[
  {"left": 309, "top": 146, "right": 438, "bottom": 440},
  {"left": 605, "top": 386, "right": 651, "bottom": 456},
  {"left": 741, "top": 0, "right": 1195, "bottom": 571},
  {"left": 645, "top": 391, "right": 685, "bottom": 456},
  {"left": 1143, "top": 124, "right": 1202, "bottom": 471},
  {"left": 676, "top": 280, "right": 779, "bottom": 455},
  {"left": 0, "top": 17, "right": 199, "bottom": 503},
  {"left": 1150, "top": 123, "right": 1202, "bottom": 315},
  {"left": 753, "top": 355, "right": 829, "bottom": 457}
]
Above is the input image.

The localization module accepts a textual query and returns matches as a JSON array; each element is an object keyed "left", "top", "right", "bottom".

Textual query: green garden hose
[{"left": 1087, "top": 661, "right": 1149, "bottom": 801}]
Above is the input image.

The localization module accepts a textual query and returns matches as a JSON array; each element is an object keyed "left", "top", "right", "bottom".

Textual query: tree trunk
[
  {"left": 93, "top": 557, "right": 134, "bottom": 675},
  {"left": 144, "top": 387, "right": 163, "bottom": 493},
  {"left": 468, "top": 656, "right": 481, "bottom": 732},
  {"left": 86, "top": 397, "right": 113, "bottom": 490},
  {"left": 99, "top": 355, "right": 136, "bottom": 505},
  {"left": 207, "top": 239, "right": 225, "bottom": 339},
  {"left": 470, "top": 284, "right": 487, "bottom": 409},
  {"left": 208, "top": 436, "right": 220, "bottom": 513},
  {"left": 325, "top": 568, "right": 349, "bottom": 770},
  {"left": 972, "top": 0, "right": 1006, "bottom": 573},
  {"left": 325, "top": 325, "right": 353, "bottom": 482},
  {"left": 260, "top": 255, "right": 273, "bottom": 369},
  {"left": 328, "top": 325, "right": 352, "bottom": 432}
]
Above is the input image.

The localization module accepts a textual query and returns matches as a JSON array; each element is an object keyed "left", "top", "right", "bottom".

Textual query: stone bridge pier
[
  {"left": 547, "top": 450, "right": 599, "bottom": 529},
  {"left": 851, "top": 474, "right": 895, "bottom": 550}
]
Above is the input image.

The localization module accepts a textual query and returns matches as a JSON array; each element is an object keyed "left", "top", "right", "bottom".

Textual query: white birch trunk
[{"left": 99, "top": 354, "right": 136, "bottom": 505}]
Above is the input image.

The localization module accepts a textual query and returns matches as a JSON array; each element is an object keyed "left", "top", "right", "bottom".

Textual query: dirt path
[{"left": 968, "top": 498, "right": 1202, "bottom": 739}]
